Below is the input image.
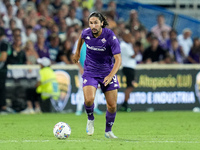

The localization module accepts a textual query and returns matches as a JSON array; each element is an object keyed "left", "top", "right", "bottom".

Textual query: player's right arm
[{"left": 72, "top": 34, "right": 85, "bottom": 63}]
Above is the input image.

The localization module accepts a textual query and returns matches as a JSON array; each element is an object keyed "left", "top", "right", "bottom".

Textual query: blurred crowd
[{"left": 0, "top": 0, "right": 200, "bottom": 66}]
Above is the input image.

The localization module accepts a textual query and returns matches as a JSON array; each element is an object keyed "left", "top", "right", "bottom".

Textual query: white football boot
[
  {"left": 86, "top": 119, "right": 94, "bottom": 135},
  {"left": 105, "top": 131, "right": 117, "bottom": 139}
]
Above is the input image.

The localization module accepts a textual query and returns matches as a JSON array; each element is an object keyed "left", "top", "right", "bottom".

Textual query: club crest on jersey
[
  {"left": 86, "top": 36, "right": 90, "bottom": 40},
  {"left": 101, "top": 38, "right": 106, "bottom": 43}
]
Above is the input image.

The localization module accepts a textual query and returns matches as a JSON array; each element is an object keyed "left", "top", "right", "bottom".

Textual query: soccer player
[{"left": 73, "top": 12, "right": 121, "bottom": 138}]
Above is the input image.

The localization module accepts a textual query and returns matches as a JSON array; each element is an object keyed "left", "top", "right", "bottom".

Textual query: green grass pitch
[{"left": 0, "top": 111, "right": 199, "bottom": 150}]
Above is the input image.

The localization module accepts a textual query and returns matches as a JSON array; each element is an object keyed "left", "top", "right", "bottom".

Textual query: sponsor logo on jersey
[
  {"left": 113, "top": 36, "right": 117, "bottom": 40},
  {"left": 86, "top": 44, "right": 106, "bottom": 51}
]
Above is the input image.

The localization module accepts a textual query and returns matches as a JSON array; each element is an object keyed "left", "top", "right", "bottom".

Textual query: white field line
[{"left": 0, "top": 139, "right": 199, "bottom": 143}]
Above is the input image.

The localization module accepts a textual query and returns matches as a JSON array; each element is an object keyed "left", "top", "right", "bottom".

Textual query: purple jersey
[{"left": 82, "top": 28, "right": 121, "bottom": 78}]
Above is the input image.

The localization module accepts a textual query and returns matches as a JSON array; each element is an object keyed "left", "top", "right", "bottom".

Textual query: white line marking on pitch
[{"left": 0, "top": 140, "right": 199, "bottom": 144}]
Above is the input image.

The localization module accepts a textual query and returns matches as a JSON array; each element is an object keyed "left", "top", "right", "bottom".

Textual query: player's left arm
[
  {"left": 103, "top": 31, "right": 122, "bottom": 86},
  {"left": 103, "top": 53, "right": 121, "bottom": 86}
]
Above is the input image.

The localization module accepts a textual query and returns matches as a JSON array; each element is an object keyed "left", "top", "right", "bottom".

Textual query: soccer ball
[{"left": 53, "top": 122, "right": 71, "bottom": 139}]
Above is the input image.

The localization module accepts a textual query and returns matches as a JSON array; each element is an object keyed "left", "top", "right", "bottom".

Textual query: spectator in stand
[
  {"left": 34, "top": 34, "right": 49, "bottom": 58},
  {"left": 187, "top": 37, "right": 200, "bottom": 64},
  {"left": 40, "top": 0, "right": 55, "bottom": 16},
  {"left": 14, "top": 8, "right": 25, "bottom": 31},
  {"left": 132, "top": 30, "right": 143, "bottom": 43},
  {"left": 47, "top": 34, "right": 60, "bottom": 63},
  {"left": 58, "top": 18, "right": 68, "bottom": 42},
  {"left": 116, "top": 19, "right": 126, "bottom": 37},
  {"left": 151, "top": 14, "right": 171, "bottom": 40},
  {"left": 46, "top": 23, "right": 60, "bottom": 43},
  {"left": 56, "top": 39, "right": 73, "bottom": 64},
  {"left": 142, "top": 36, "right": 168, "bottom": 64},
  {"left": 107, "top": 1, "right": 119, "bottom": 21},
  {"left": 7, "top": 35, "right": 27, "bottom": 64},
  {"left": 106, "top": 13, "right": 117, "bottom": 29},
  {"left": 141, "top": 31, "right": 154, "bottom": 50},
  {"left": 35, "top": 17, "right": 47, "bottom": 31},
  {"left": 65, "top": 25, "right": 76, "bottom": 40},
  {"left": 65, "top": 7, "right": 82, "bottom": 27},
  {"left": 166, "top": 29, "right": 178, "bottom": 50},
  {"left": 11, "top": 28, "right": 26, "bottom": 46},
  {"left": 24, "top": 25, "right": 37, "bottom": 44},
  {"left": 37, "top": 3, "right": 53, "bottom": 22},
  {"left": 48, "top": 23, "right": 59, "bottom": 36},
  {"left": 51, "top": 0, "right": 64, "bottom": 12},
  {"left": 70, "top": 0, "right": 83, "bottom": 20},
  {"left": 2, "top": 3, "right": 14, "bottom": 29},
  {"left": 27, "top": 9, "right": 39, "bottom": 24},
  {"left": 5, "top": 19, "right": 16, "bottom": 43},
  {"left": 22, "top": 0, "right": 37, "bottom": 13},
  {"left": 134, "top": 41, "right": 144, "bottom": 64},
  {"left": 177, "top": 28, "right": 193, "bottom": 58},
  {"left": 0, "top": 27, "right": 15, "bottom": 114},
  {"left": 81, "top": 7, "right": 90, "bottom": 28},
  {"left": 53, "top": 9, "right": 65, "bottom": 25},
  {"left": 126, "top": 9, "right": 146, "bottom": 35},
  {"left": 0, "top": 0, "right": 8, "bottom": 16},
  {"left": 60, "top": 4, "right": 69, "bottom": 18},
  {"left": 26, "top": 9, "right": 38, "bottom": 28},
  {"left": 12, "top": 0, "right": 21, "bottom": 16},
  {"left": 22, "top": 16, "right": 29, "bottom": 29},
  {"left": 92, "top": 0, "right": 103, "bottom": 12},
  {"left": 168, "top": 38, "right": 185, "bottom": 64},
  {"left": 69, "top": 31, "right": 79, "bottom": 47},
  {"left": 159, "top": 30, "right": 169, "bottom": 50},
  {"left": 24, "top": 40, "right": 39, "bottom": 65},
  {"left": 127, "top": 9, "right": 138, "bottom": 25}
]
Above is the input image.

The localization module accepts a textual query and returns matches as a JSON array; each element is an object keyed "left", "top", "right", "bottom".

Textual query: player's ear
[{"left": 101, "top": 21, "right": 104, "bottom": 27}]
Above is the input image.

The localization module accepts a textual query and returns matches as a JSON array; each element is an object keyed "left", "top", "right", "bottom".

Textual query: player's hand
[
  {"left": 103, "top": 75, "right": 112, "bottom": 86},
  {"left": 72, "top": 53, "right": 80, "bottom": 63}
]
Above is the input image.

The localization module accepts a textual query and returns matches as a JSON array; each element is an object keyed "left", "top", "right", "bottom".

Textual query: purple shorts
[{"left": 82, "top": 75, "right": 120, "bottom": 93}]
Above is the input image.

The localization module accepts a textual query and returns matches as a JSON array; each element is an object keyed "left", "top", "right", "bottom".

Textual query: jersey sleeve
[
  {"left": 109, "top": 31, "right": 121, "bottom": 55},
  {"left": 81, "top": 31, "right": 85, "bottom": 39},
  {"left": 81, "top": 28, "right": 90, "bottom": 39}
]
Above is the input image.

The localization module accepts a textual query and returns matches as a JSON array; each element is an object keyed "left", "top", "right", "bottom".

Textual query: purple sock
[
  {"left": 105, "top": 110, "right": 116, "bottom": 132},
  {"left": 84, "top": 103, "right": 94, "bottom": 120}
]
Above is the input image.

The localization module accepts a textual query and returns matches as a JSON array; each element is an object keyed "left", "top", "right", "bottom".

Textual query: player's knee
[
  {"left": 107, "top": 104, "right": 117, "bottom": 113},
  {"left": 85, "top": 96, "right": 95, "bottom": 106}
]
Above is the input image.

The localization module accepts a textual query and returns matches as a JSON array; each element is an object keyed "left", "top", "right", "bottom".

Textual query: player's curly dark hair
[{"left": 88, "top": 12, "right": 109, "bottom": 28}]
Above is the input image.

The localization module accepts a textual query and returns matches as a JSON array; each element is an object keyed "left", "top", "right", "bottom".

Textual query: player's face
[{"left": 89, "top": 16, "right": 103, "bottom": 36}]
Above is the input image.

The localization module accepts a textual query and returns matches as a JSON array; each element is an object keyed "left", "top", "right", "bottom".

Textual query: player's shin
[
  {"left": 84, "top": 103, "right": 94, "bottom": 120},
  {"left": 105, "top": 110, "right": 116, "bottom": 132}
]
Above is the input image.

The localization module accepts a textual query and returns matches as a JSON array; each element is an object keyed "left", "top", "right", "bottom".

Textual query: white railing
[{"left": 7, "top": 64, "right": 200, "bottom": 70}]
